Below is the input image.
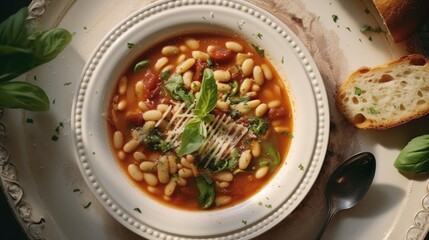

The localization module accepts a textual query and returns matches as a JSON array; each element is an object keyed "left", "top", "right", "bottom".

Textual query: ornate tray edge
[{"left": 0, "top": 1, "right": 53, "bottom": 239}]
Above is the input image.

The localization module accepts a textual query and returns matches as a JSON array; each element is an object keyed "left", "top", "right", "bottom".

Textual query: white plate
[
  {"left": 1, "top": 0, "right": 429, "bottom": 239},
  {"left": 71, "top": 0, "right": 329, "bottom": 239}
]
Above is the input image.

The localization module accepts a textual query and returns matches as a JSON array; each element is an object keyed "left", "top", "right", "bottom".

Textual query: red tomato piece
[
  {"left": 208, "top": 45, "right": 233, "bottom": 61},
  {"left": 268, "top": 107, "right": 287, "bottom": 119},
  {"left": 143, "top": 70, "right": 161, "bottom": 99}
]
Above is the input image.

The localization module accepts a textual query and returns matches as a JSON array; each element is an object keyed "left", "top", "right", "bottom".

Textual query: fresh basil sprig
[
  {"left": 196, "top": 174, "right": 215, "bottom": 209},
  {"left": 178, "top": 68, "right": 217, "bottom": 156},
  {"left": 394, "top": 134, "right": 429, "bottom": 174},
  {"left": 0, "top": 8, "right": 72, "bottom": 111}
]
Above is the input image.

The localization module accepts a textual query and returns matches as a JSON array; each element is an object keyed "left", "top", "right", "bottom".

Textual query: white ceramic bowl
[{"left": 71, "top": 0, "right": 329, "bottom": 239}]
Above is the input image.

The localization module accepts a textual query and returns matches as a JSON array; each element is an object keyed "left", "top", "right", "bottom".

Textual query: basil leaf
[
  {"left": 0, "top": 8, "right": 28, "bottom": 47},
  {"left": 194, "top": 68, "right": 217, "bottom": 120},
  {"left": 394, "top": 135, "right": 429, "bottom": 174},
  {"left": 165, "top": 74, "right": 194, "bottom": 107},
  {"left": 196, "top": 174, "right": 215, "bottom": 209},
  {"left": 0, "top": 81, "right": 49, "bottom": 111},
  {"left": 178, "top": 119, "right": 206, "bottom": 156},
  {"left": 31, "top": 28, "right": 72, "bottom": 64}
]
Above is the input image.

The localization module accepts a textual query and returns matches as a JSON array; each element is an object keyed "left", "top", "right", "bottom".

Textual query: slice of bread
[
  {"left": 336, "top": 54, "right": 429, "bottom": 130},
  {"left": 373, "top": 0, "right": 429, "bottom": 42}
]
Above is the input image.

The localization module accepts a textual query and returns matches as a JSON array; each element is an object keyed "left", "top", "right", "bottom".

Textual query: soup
[{"left": 107, "top": 32, "right": 293, "bottom": 210}]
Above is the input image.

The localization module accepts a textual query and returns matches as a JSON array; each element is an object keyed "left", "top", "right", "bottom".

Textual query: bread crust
[
  {"left": 336, "top": 54, "right": 429, "bottom": 130},
  {"left": 373, "top": 0, "right": 429, "bottom": 42}
]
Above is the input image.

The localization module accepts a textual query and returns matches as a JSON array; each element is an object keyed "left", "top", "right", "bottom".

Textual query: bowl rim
[{"left": 71, "top": 0, "right": 330, "bottom": 239}]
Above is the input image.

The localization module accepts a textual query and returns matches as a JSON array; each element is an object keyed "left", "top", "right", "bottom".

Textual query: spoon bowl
[{"left": 316, "top": 152, "right": 376, "bottom": 240}]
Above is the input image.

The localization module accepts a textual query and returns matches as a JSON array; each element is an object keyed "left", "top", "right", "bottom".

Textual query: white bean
[
  {"left": 261, "top": 64, "right": 273, "bottom": 80},
  {"left": 268, "top": 100, "right": 281, "bottom": 109},
  {"left": 225, "top": 41, "right": 244, "bottom": 52},
  {"left": 233, "top": 102, "right": 251, "bottom": 114},
  {"left": 154, "top": 57, "right": 169, "bottom": 72},
  {"left": 164, "top": 178, "right": 177, "bottom": 196},
  {"left": 128, "top": 164, "right": 144, "bottom": 181},
  {"left": 118, "top": 76, "right": 127, "bottom": 95},
  {"left": 144, "top": 173, "right": 158, "bottom": 186},
  {"left": 253, "top": 65, "right": 264, "bottom": 86},
  {"left": 191, "top": 81, "right": 201, "bottom": 92},
  {"left": 192, "top": 50, "right": 209, "bottom": 60},
  {"left": 236, "top": 53, "right": 251, "bottom": 65},
  {"left": 239, "top": 78, "right": 252, "bottom": 95},
  {"left": 241, "top": 59, "right": 254, "bottom": 77},
  {"left": 217, "top": 181, "right": 230, "bottom": 188},
  {"left": 178, "top": 168, "right": 193, "bottom": 178},
  {"left": 117, "top": 100, "right": 127, "bottom": 111},
  {"left": 157, "top": 104, "right": 169, "bottom": 113},
  {"left": 274, "top": 126, "right": 290, "bottom": 133},
  {"left": 214, "top": 70, "right": 231, "bottom": 82},
  {"left": 179, "top": 44, "right": 188, "bottom": 52},
  {"left": 217, "top": 82, "right": 231, "bottom": 92},
  {"left": 140, "top": 161, "right": 156, "bottom": 172},
  {"left": 142, "top": 121, "right": 156, "bottom": 134},
  {"left": 161, "top": 45, "right": 179, "bottom": 56},
  {"left": 255, "top": 103, "right": 268, "bottom": 117},
  {"left": 176, "top": 58, "right": 196, "bottom": 74},
  {"left": 113, "top": 131, "right": 124, "bottom": 150},
  {"left": 177, "top": 177, "right": 187, "bottom": 186},
  {"left": 183, "top": 71, "right": 194, "bottom": 89},
  {"left": 157, "top": 156, "right": 170, "bottom": 184},
  {"left": 247, "top": 99, "right": 261, "bottom": 109},
  {"left": 216, "top": 100, "right": 229, "bottom": 111},
  {"left": 167, "top": 154, "right": 178, "bottom": 174},
  {"left": 138, "top": 101, "right": 149, "bottom": 111},
  {"left": 135, "top": 81, "right": 144, "bottom": 97},
  {"left": 239, "top": 150, "right": 252, "bottom": 170},
  {"left": 190, "top": 164, "right": 199, "bottom": 177},
  {"left": 255, "top": 166, "right": 269, "bottom": 179},
  {"left": 180, "top": 157, "right": 192, "bottom": 168},
  {"left": 177, "top": 54, "right": 186, "bottom": 64},
  {"left": 251, "top": 140, "right": 261, "bottom": 158},
  {"left": 143, "top": 110, "right": 163, "bottom": 121},
  {"left": 185, "top": 38, "right": 199, "bottom": 49},
  {"left": 214, "top": 171, "right": 233, "bottom": 182},
  {"left": 215, "top": 196, "right": 232, "bottom": 206},
  {"left": 117, "top": 151, "right": 126, "bottom": 161},
  {"left": 133, "top": 151, "right": 146, "bottom": 161},
  {"left": 123, "top": 139, "right": 139, "bottom": 153}
]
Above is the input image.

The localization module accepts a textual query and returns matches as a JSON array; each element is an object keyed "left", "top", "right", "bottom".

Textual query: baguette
[
  {"left": 336, "top": 54, "right": 429, "bottom": 130},
  {"left": 373, "top": 0, "right": 429, "bottom": 42}
]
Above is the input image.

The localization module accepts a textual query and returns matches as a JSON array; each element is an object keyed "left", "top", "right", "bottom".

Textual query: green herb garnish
[
  {"left": 251, "top": 44, "right": 265, "bottom": 57},
  {"left": 165, "top": 73, "right": 194, "bottom": 107},
  {"left": 0, "top": 8, "right": 72, "bottom": 111},
  {"left": 127, "top": 42, "right": 135, "bottom": 49},
  {"left": 354, "top": 87, "right": 362, "bottom": 96},
  {"left": 332, "top": 14, "right": 339, "bottom": 23},
  {"left": 178, "top": 69, "right": 217, "bottom": 156},
  {"left": 360, "top": 24, "right": 383, "bottom": 33},
  {"left": 133, "top": 207, "right": 142, "bottom": 213},
  {"left": 134, "top": 60, "right": 150, "bottom": 72},
  {"left": 394, "top": 134, "right": 429, "bottom": 174},
  {"left": 248, "top": 117, "right": 268, "bottom": 136},
  {"left": 196, "top": 174, "right": 215, "bottom": 209}
]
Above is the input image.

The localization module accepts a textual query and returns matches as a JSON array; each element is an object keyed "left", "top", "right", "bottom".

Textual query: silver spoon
[{"left": 315, "top": 152, "right": 376, "bottom": 240}]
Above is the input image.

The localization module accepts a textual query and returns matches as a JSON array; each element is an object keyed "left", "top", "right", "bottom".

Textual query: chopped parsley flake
[
  {"left": 346, "top": 27, "right": 351, "bottom": 32},
  {"left": 51, "top": 135, "right": 59, "bottom": 141},
  {"left": 83, "top": 26, "right": 87, "bottom": 30},
  {"left": 26, "top": 118, "right": 34, "bottom": 124},
  {"left": 52, "top": 122, "right": 64, "bottom": 142},
  {"left": 365, "top": 8, "right": 370, "bottom": 14},
  {"left": 64, "top": 82, "right": 72, "bottom": 86},
  {"left": 354, "top": 87, "right": 362, "bottom": 96},
  {"left": 258, "top": 201, "right": 263, "bottom": 206},
  {"left": 251, "top": 44, "right": 265, "bottom": 57},
  {"left": 360, "top": 24, "right": 383, "bottom": 33},
  {"left": 127, "top": 42, "right": 135, "bottom": 49},
  {"left": 73, "top": 188, "right": 81, "bottom": 192},
  {"left": 254, "top": 33, "right": 263, "bottom": 39},
  {"left": 281, "top": 132, "right": 294, "bottom": 138},
  {"left": 281, "top": 56, "right": 285, "bottom": 64},
  {"left": 265, "top": 204, "right": 272, "bottom": 208},
  {"left": 33, "top": 75, "right": 37, "bottom": 81},
  {"left": 369, "top": 107, "right": 378, "bottom": 114},
  {"left": 332, "top": 15, "right": 339, "bottom": 23},
  {"left": 84, "top": 202, "right": 92, "bottom": 209},
  {"left": 298, "top": 164, "right": 304, "bottom": 171},
  {"left": 368, "top": 36, "right": 373, "bottom": 41},
  {"left": 134, "top": 208, "right": 142, "bottom": 213},
  {"left": 52, "top": 99, "right": 56, "bottom": 104},
  {"left": 242, "top": 220, "right": 248, "bottom": 225}
]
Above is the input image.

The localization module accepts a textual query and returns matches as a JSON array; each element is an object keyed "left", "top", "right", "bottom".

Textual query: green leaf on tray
[{"left": 394, "top": 134, "right": 429, "bottom": 174}]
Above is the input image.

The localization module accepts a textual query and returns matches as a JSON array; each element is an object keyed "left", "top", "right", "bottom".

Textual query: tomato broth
[{"left": 108, "top": 32, "right": 293, "bottom": 210}]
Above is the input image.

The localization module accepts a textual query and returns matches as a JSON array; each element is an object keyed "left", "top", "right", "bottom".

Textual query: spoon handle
[{"left": 314, "top": 204, "right": 338, "bottom": 240}]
